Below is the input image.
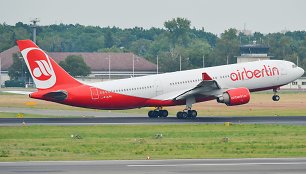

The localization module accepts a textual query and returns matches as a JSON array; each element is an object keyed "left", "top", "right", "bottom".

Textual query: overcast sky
[{"left": 1, "top": 0, "right": 305, "bottom": 34}]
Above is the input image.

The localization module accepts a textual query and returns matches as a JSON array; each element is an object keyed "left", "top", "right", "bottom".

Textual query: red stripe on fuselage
[
  {"left": 29, "top": 83, "right": 286, "bottom": 110},
  {"left": 29, "top": 84, "right": 215, "bottom": 110}
]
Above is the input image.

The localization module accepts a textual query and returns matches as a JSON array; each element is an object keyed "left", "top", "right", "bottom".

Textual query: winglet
[{"left": 202, "top": 72, "right": 213, "bottom": 81}]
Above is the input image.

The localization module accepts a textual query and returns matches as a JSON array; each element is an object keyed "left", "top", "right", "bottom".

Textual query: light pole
[
  {"left": 30, "top": 18, "right": 40, "bottom": 44},
  {"left": 108, "top": 55, "right": 111, "bottom": 80},
  {"left": 19, "top": 56, "right": 26, "bottom": 85},
  {"left": 179, "top": 55, "right": 182, "bottom": 71},
  {"left": 156, "top": 55, "right": 159, "bottom": 74},
  {"left": 132, "top": 54, "right": 135, "bottom": 77}
]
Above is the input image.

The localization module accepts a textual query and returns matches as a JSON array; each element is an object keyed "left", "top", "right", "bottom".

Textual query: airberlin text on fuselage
[{"left": 230, "top": 65, "right": 280, "bottom": 81}]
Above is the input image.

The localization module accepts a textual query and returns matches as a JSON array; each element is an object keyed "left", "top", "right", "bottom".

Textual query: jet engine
[{"left": 217, "top": 87, "right": 250, "bottom": 106}]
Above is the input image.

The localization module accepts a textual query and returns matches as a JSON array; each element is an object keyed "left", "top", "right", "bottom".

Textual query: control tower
[{"left": 237, "top": 41, "right": 271, "bottom": 63}]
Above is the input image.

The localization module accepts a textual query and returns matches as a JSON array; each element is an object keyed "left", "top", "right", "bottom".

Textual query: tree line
[{"left": 1, "top": 18, "right": 305, "bottom": 75}]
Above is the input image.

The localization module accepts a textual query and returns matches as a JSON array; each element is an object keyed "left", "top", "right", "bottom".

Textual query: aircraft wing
[
  {"left": 173, "top": 79, "right": 222, "bottom": 101},
  {"left": 153, "top": 72, "right": 223, "bottom": 101}
]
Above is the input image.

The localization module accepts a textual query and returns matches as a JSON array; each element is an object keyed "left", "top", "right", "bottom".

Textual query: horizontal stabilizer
[{"left": 2, "top": 91, "right": 33, "bottom": 95}]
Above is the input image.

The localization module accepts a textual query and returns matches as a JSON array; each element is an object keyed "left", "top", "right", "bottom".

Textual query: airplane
[{"left": 14, "top": 39, "right": 304, "bottom": 119}]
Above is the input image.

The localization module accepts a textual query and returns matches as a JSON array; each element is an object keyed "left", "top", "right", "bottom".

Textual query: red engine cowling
[{"left": 217, "top": 87, "right": 250, "bottom": 106}]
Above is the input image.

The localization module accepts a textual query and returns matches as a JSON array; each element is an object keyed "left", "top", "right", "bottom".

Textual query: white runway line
[{"left": 127, "top": 162, "right": 306, "bottom": 167}]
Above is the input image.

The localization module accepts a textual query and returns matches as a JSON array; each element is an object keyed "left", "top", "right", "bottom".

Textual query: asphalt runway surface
[
  {"left": 1, "top": 116, "right": 306, "bottom": 126},
  {"left": 1, "top": 158, "right": 306, "bottom": 174},
  {"left": 1, "top": 107, "right": 306, "bottom": 125}
]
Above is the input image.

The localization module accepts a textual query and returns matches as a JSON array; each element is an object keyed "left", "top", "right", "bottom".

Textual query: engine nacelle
[{"left": 217, "top": 87, "right": 250, "bottom": 106}]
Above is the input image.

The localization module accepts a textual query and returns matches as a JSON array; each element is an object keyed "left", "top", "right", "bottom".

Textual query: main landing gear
[
  {"left": 147, "top": 108, "right": 198, "bottom": 119},
  {"left": 148, "top": 107, "right": 168, "bottom": 118},
  {"left": 272, "top": 88, "right": 280, "bottom": 101},
  {"left": 176, "top": 109, "right": 197, "bottom": 119},
  {"left": 148, "top": 97, "right": 198, "bottom": 119},
  {"left": 176, "top": 97, "right": 198, "bottom": 119}
]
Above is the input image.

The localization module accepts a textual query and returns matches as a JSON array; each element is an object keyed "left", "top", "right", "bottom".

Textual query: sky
[{"left": 0, "top": 0, "right": 306, "bottom": 34}]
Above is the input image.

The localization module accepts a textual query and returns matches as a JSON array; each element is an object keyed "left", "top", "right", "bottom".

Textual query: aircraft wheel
[
  {"left": 188, "top": 110, "right": 197, "bottom": 118},
  {"left": 159, "top": 110, "right": 168, "bottom": 118},
  {"left": 148, "top": 111, "right": 153, "bottom": 117},
  {"left": 176, "top": 112, "right": 183, "bottom": 119},
  {"left": 177, "top": 111, "right": 188, "bottom": 119},
  {"left": 148, "top": 110, "right": 159, "bottom": 118},
  {"left": 272, "top": 95, "right": 280, "bottom": 101},
  {"left": 181, "top": 112, "right": 188, "bottom": 119}
]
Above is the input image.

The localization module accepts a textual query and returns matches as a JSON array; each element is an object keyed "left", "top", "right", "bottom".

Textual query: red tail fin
[{"left": 17, "top": 39, "right": 82, "bottom": 90}]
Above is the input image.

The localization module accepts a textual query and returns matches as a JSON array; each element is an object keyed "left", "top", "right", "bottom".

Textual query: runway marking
[{"left": 127, "top": 162, "right": 306, "bottom": 167}]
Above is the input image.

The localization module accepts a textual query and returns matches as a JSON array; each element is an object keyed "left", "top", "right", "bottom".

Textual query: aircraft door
[{"left": 90, "top": 87, "right": 99, "bottom": 100}]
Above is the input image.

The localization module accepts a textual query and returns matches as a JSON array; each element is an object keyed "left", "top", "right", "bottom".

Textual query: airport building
[
  {"left": 283, "top": 77, "right": 306, "bottom": 90},
  {"left": 0, "top": 46, "right": 157, "bottom": 86},
  {"left": 237, "top": 42, "right": 271, "bottom": 63}
]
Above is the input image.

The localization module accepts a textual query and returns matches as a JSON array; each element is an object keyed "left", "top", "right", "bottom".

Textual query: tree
[
  {"left": 8, "top": 53, "right": 31, "bottom": 81},
  {"left": 164, "top": 17, "right": 191, "bottom": 46},
  {"left": 59, "top": 55, "right": 91, "bottom": 77},
  {"left": 104, "top": 31, "right": 114, "bottom": 48},
  {"left": 210, "top": 28, "right": 240, "bottom": 66},
  {"left": 187, "top": 39, "right": 212, "bottom": 68},
  {"left": 128, "top": 39, "right": 152, "bottom": 56}
]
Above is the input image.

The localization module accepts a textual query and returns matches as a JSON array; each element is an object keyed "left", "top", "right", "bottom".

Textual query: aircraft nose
[{"left": 298, "top": 67, "right": 305, "bottom": 76}]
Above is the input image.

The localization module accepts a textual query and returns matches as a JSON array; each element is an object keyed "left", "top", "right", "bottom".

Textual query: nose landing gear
[{"left": 272, "top": 88, "right": 280, "bottom": 101}]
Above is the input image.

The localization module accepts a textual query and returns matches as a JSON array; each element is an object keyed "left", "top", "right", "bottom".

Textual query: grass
[{"left": 0, "top": 124, "right": 305, "bottom": 161}]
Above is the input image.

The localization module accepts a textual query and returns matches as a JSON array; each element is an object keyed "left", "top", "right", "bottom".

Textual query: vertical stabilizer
[{"left": 16, "top": 39, "right": 82, "bottom": 90}]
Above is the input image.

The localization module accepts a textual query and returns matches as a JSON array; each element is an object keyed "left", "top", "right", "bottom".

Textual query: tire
[
  {"left": 159, "top": 110, "right": 168, "bottom": 117},
  {"left": 275, "top": 95, "right": 280, "bottom": 101},
  {"left": 176, "top": 112, "right": 183, "bottom": 119},
  {"left": 148, "top": 110, "right": 158, "bottom": 118},
  {"left": 152, "top": 111, "right": 159, "bottom": 118},
  {"left": 272, "top": 95, "right": 280, "bottom": 101},
  {"left": 188, "top": 110, "right": 197, "bottom": 118},
  {"left": 148, "top": 110, "right": 154, "bottom": 118},
  {"left": 181, "top": 112, "right": 188, "bottom": 119}
]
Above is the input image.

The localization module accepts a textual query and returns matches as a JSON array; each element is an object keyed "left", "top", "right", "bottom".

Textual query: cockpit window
[{"left": 292, "top": 64, "right": 297, "bottom": 68}]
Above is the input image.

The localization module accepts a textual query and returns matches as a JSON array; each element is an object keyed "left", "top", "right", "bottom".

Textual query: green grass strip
[{"left": 0, "top": 124, "right": 305, "bottom": 161}]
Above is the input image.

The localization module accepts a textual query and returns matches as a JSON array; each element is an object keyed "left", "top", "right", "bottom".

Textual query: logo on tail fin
[
  {"left": 33, "top": 60, "right": 52, "bottom": 80},
  {"left": 21, "top": 48, "right": 56, "bottom": 89}
]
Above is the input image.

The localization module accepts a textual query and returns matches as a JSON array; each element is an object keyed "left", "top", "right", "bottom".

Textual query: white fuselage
[{"left": 88, "top": 60, "right": 303, "bottom": 100}]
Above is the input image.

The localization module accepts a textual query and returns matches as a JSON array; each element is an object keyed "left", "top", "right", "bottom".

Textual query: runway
[
  {"left": 0, "top": 107, "right": 143, "bottom": 117},
  {"left": 1, "top": 116, "right": 306, "bottom": 126},
  {"left": 1, "top": 158, "right": 306, "bottom": 174},
  {"left": 1, "top": 107, "right": 306, "bottom": 125}
]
